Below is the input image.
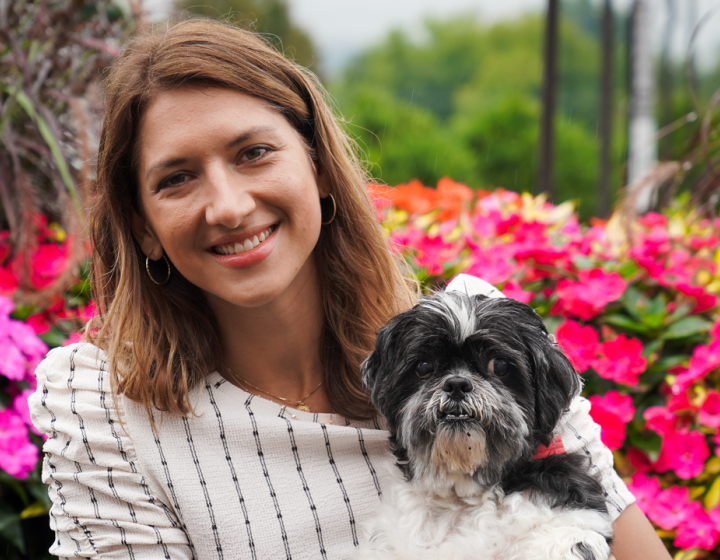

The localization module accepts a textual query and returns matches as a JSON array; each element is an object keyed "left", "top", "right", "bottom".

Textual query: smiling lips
[{"left": 211, "top": 225, "right": 276, "bottom": 255}]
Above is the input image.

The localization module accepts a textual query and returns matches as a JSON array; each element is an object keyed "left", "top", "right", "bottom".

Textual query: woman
[{"left": 30, "top": 19, "right": 669, "bottom": 559}]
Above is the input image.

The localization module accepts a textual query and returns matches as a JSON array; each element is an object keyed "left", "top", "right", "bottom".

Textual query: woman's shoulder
[{"left": 37, "top": 340, "right": 108, "bottom": 375}]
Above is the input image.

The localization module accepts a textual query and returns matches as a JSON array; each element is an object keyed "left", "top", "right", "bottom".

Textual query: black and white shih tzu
[{"left": 356, "top": 275, "right": 613, "bottom": 560}]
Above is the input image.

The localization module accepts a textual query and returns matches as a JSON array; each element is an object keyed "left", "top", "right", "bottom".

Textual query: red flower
[
  {"left": 588, "top": 391, "right": 635, "bottom": 450},
  {"left": 655, "top": 429, "right": 710, "bottom": 480},
  {"left": 555, "top": 320, "right": 599, "bottom": 373},
  {"left": 592, "top": 334, "right": 646, "bottom": 386},
  {"left": 553, "top": 268, "right": 626, "bottom": 321},
  {"left": 699, "top": 390, "right": 720, "bottom": 429},
  {"left": 643, "top": 406, "right": 678, "bottom": 438},
  {"left": 674, "top": 502, "right": 720, "bottom": 550},
  {"left": 646, "top": 486, "right": 691, "bottom": 530},
  {"left": 626, "top": 447, "right": 652, "bottom": 473}
]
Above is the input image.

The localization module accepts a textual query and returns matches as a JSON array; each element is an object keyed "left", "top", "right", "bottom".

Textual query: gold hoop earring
[
  {"left": 146, "top": 254, "right": 171, "bottom": 285},
  {"left": 321, "top": 194, "right": 336, "bottom": 226}
]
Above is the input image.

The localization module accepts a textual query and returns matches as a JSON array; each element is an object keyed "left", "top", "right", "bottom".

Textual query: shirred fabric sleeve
[
  {"left": 556, "top": 395, "right": 636, "bottom": 522},
  {"left": 28, "top": 343, "right": 194, "bottom": 559}
]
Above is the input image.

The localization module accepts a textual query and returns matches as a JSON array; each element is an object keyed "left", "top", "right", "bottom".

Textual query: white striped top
[{"left": 29, "top": 343, "right": 635, "bottom": 559}]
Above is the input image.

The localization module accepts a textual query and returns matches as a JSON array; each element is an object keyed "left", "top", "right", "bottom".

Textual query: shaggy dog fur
[{"left": 356, "top": 292, "right": 613, "bottom": 560}]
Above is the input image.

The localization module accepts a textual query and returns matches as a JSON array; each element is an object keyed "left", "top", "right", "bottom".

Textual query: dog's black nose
[{"left": 442, "top": 377, "right": 472, "bottom": 399}]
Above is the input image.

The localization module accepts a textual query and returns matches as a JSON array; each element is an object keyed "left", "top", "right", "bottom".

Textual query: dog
[{"left": 357, "top": 280, "right": 613, "bottom": 560}]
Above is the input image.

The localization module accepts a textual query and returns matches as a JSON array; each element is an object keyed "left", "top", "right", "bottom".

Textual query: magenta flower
[
  {"left": 646, "top": 486, "right": 691, "bottom": 530},
  {"left": 0, "top": 408, "right": 38, "bottom": 479},
  {"left": 674, "top": 502, "right": 720, "bottom": 550},
  {"left": 699, "top": 390, "right": 720, "bottom": 429},
  {"left": 588, "top": 391, "right": 635, "bottom": 450},
  {"left": 643, "top": 406, "right": 678, "bottom": 438},
  {"left": 501, "top": 280, "right": 533, "bottom": 304},
  {"left": 592, "top": 334, "right": 646, "bottom": 386},
  {"left": 655, "top": 429, "right": 710, "bottom": 480},
  {"left": 13, "top": 389, "right": 41, "bottom": 436},
  {"left": 555, "top": 320, "right": 599, "bottom": 373},
  {"left": 465, "top": 247, "right": 515, "bottom": 285},
  {"left": 553, "top": 268, "right": 626, "bottom": 321},
  {"left": 413, "top": 234, "right": 457, "bottom": 276},
  {"left": 626, "top": 473, "right": 660, "bottom": 517},
  {"left": 0, "top": 265, "right": 17, "bottom": 295},
  {"left": 675, "top": 282, "right": 718, "bottom": 314}
]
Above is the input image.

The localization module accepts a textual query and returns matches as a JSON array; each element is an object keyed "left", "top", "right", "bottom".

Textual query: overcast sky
[{"left": 284, "top": 0, "right": 720, "bottom": 76}]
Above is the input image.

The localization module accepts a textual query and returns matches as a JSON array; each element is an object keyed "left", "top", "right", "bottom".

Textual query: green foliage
[
  {"left": 341, "top": 87, "right": 480, "bottom": 188},
  {"left": 177, "top": 0, "right": 319, "bottom": 71}
]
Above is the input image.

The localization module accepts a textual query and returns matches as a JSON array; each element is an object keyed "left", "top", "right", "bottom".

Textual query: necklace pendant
[{"left": 297, "top": 402, "right": 311, "bottom": 413}]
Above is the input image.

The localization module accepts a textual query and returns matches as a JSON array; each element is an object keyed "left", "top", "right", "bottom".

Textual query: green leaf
[
  {"left": 642, "top": 313, "right": 666, "bottom": 330},
  {"left": 647, "top": 293, "right": 668, "bottom": 317},
  {"left": 661, "top": 316, "right": 712, "bottom": 340},
  {"left": 20, "top": 501, "right": 48, "bottom": 520},
  {"left": 39, "top": 327, "right": 70, "bottom": 349},
  {"left": 0, "top": 505, "right": 24, "bottom": 553},
  {"left": 667, "top": 304, "right": 692, "bottom": 324},
  {"left": 0, "top": 85, "right": 83, "bottom": 221},
  {"left": 25, "top": 481, "right": 51, "bottom": 509},
  {"left": 603, "top": 314, "right": 651, "bottom": 334},
  {"left": 704, "top": 476, "right": 720, "bottom": 510},
  {"left": 572, "top": 255, "right": 595, "bottom": 270},
  {"left": 617, "top": 261, "right": 640, "bottom": 280},
  {"left": 621, "top": 286, "right": 645, "bottom": 322}
]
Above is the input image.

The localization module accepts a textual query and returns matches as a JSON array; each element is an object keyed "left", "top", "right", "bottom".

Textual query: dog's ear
[
  {"left": 528, "top": 333, "right": 582, "bottom": 445},
  {"left": 362, "top": 315, "right": 404, "bottom": 415}
]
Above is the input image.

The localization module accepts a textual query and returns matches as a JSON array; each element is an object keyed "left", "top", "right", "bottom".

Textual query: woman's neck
[{"left": 207, "top": 260, "right": 332, "bottom": 412}]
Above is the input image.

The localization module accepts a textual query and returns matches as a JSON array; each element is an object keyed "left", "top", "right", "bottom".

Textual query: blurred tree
[
  {"left": 176, "top": 0, "right": 319, "bottom": 70},
  {"left": 339, "top": 86, "right": 481, "bottom": 188}
]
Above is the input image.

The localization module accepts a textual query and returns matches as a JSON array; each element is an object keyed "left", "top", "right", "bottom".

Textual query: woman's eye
[
  {"left": 158, "top": 173, "right": 191, "bottom": 190},
  {"left": 243, "top": 146, "right": 270, "bottom": 161},
  {"left": 488, "top": 358, "right": 509, "bottom": 376},
  {"left": 415, "top": 361, "right": 434, "bottom": 378}
]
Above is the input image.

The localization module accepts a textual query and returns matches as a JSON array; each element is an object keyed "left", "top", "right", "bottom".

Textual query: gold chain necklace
[{"left": 224, "top": 365, "right": 323, "bottom": 413}]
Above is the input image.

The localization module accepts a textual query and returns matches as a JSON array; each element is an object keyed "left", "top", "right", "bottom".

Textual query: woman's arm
[
  {"left": 611, "top": 503, "right": 671, "bottom": 560},
  {"left": 29, "top": 344, "right": 193, "bottom": 559}
]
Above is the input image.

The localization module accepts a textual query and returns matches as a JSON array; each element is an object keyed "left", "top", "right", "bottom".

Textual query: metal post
[
  {"left": 538, "top": 0, "right": 559, "bottom": 200},
  {"left": 598, "top": 0, "right": 613, "bottom": 217}
]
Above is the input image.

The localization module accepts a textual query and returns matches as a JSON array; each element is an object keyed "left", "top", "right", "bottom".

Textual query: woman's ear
[{"left": 130, "top": 211, "right": 164, "bottom": 260}]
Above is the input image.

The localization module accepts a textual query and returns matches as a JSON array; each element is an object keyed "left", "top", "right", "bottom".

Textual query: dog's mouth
[{"left": 437, "top": 406, "right": 479, "bottom": 423}]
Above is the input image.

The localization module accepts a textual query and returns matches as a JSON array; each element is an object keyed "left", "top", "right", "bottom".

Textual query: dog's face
[{"left": 362, "top": 292, "right": 580, "bottom": 497}]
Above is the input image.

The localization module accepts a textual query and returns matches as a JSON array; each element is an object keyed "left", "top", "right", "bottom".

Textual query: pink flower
[
  {"left": 502, "top": 280, "right": 533, "bottom": 304},
  {"left": 655, "top": 429, "right": 709, "bottom": 480},
  {"left": 710, "top": 319, "right": 720, "bottom": 341},
  {"left": 626, "top": 473, "right": 660, "bottom": 516},
  {"left": 592, "top": 334, "right": 646, "bottom": 386},
  {"left": 643, "top": 406, "right": 678, "bottom": 438},
  {"left": 555, "top": 320, "right": 599, "bottom": 373},
  {"left": 413, "top": 234, "right": 457, "bottom": 276},
  {"left": 699, "top": 390, "right": 720, "bottom": 429},
  {"left": 0, "top": 409, "right": 38, "bottom": 479},
  {"left": 676, "top": 283, "right": 718, "bottom": 314},
  {"left": 588, "top": 391, "right": 635, "bottom": 450},
  {"left": 675, "top": 502, "right": 720, "bottom": 550},
  {"left": 13, "top": 389, "right": 41, "bottom": 436},
  {"left": 646, "top": 486, "right": 691, "bottom": 530},
  {"left": 465, "top": 247, "right": 515, "bottom": 285},
  {"left": 0, "top": 340, "right": 25, "bottom": 381},
  {"left": 553, "top": 268, "right": 626, "bottom": 321}
]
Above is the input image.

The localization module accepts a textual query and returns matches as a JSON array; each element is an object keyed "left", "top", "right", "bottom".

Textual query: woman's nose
[{"left": 203, "top": 165, "right": 255, "bottom": 228}]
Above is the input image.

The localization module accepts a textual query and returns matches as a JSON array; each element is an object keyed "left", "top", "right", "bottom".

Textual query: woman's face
[{"left": 134, "top": 87, "right": 327, "bottom": 310}]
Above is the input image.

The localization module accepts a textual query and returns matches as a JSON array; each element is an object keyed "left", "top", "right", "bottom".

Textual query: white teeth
[{"left": 213, "top": 225, "right": 275, "bottom": 255}]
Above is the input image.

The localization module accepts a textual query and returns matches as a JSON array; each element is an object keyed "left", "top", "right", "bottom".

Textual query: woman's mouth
[{"left": 211, "top": 225, "right": 277, "bottom": 255}]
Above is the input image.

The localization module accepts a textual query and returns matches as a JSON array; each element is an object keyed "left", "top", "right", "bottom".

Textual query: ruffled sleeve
[
  {"left": 556, "top": 395, "right": 636, "bottom": 521},
  {"left": 29, "top": 343, "right": 194, "bottom": 559}
]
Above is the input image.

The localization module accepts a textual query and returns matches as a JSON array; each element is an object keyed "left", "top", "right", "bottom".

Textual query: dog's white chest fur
[{"left": 355, "top": 471, "right": 612, "bottom": 560}]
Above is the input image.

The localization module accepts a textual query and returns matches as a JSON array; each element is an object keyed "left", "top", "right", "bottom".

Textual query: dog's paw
[{"left": 570, "top": 534, "right": 612, "bottom": 560}]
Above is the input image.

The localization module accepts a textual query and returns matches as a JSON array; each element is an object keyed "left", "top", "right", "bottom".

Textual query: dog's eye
[
  {"left": 489, "top": 358, "right": 509, "bottom": 376},
  {"left": 415, "top": 361, "right": 434, "bottom": 378}
]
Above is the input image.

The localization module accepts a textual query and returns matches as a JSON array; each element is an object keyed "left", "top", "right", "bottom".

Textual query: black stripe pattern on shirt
[
  {"left": 205, "top": 381, "right": 257, "bottom": 560},
  {"left": 181, "top": 416, "right": 224, "bottom": 559},
  {"left": 278, "top": 409, "right": 327, "bottom": 559},
  {"left": 245, "top": 395, "right": 293, "bottom": 560},
  {"left": 320, "top": 424, "right": 359, "bottom": 546},
  {"left": 355, "top": 428, "right": 382, "bottom": 498}
]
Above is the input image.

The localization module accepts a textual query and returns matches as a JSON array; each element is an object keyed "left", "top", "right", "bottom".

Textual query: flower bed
[
  {"left": 370, "top": 179, "right": 720, "bottom": 558},
  {"left": 1, "top": 183, "right": 719, "bottom": 557}
]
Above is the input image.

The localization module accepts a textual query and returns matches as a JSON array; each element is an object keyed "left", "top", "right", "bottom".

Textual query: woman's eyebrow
[{"left": 144, "top": 125, "right": 279, "bottom": 181}]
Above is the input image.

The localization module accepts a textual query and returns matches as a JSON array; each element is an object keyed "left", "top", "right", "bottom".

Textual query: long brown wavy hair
[{"left": 89, "top": 18, "right": 417, "bottom": 420}]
